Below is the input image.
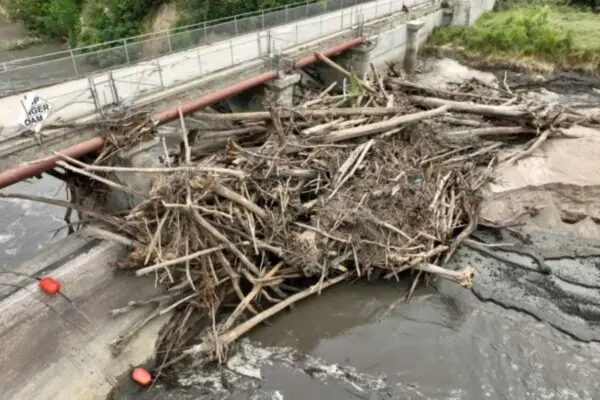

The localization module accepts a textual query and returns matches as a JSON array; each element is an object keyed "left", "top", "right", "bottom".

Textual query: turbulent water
[{"left": 113, "top": 281, "right": 600, "bottom": 400}]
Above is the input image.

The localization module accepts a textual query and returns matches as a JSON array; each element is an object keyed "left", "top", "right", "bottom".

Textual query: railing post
[
  {"left": 203, "top": 22, "right": 208, "bottom": 43},
  {"left": 261, "top": 10, "right": 265, "bottom": 29},
  {"left": 167, "top": 31, "right": 173, "bottom": 53},
  {"left": 87, "top": 76, "right": 100, "bottom": 111},
  {"left": 285, "top": 5, "right": 289, "bottom": 23},
  {"left": 320, "top": 14, "right": 324, "bottom": 35},
  {"left": 123, "top": 39, "right": 130, "bottom": 64},
  {"left": 197, "top": 48, "right": 202, "bottom": 74},
  {"left": 341, "top": 8, "right": 344, "bottom": 29},
  {"left": 234, "top": 16, "right": 238, "bottom": 35},
  {"left": 229, "top": 40, "right": 235, "bottom": 65},
  {"left": 306, "top": 0, "right": 309, "bottom": 16},
  {"left": 108, "top": 71, "right": 120, "bottom": 105},
  {"left": 295, "top": 22, "right": 299, "bottom": 45},
  {"left": 156, "top": 60, "right": 164, "bottom": 89},
  {"left": 69, "top": 49, "right": 79, "bottom": 76},
  {"left": 389, "top": 0, "right": 393, "bottom": 14}
]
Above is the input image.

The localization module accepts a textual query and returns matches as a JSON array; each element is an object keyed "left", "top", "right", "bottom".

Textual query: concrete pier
[
  {"left": 266, "top": 73, "right": 301, "bottom": 107},
  {"left": 404, "top": 20, "right": 426, "bottom": 76},
  {"left": 451, "top": 0, "right": 472, "bottom": 26}
]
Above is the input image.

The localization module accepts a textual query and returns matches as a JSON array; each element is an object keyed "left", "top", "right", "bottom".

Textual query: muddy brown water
[{"left": 113, "top": 280, "right": 600, "bottom": 400}]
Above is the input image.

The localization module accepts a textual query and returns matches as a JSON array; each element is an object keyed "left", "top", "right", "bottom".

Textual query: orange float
[
  {"left": 38, "top": 276, "right": 61, "bottom": 295},
  {"left": 131, "top": 367, "right": 152, "bottom": 386}
]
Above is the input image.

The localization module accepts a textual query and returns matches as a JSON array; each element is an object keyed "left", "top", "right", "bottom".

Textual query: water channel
[{"left": 2, "top": 17, "right": 600, "bottom": 400}]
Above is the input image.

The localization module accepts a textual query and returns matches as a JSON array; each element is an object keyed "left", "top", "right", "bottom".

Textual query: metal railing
[{"left": 0, "top": 0, "right": 375, "bottom": 97}]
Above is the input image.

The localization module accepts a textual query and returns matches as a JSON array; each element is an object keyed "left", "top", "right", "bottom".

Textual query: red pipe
[
  {"left": 155, "top": 37, "right": 365, "bottom": 124},
  {"left": 0, "top": 37, "right": 364, "bottom": 189},
  {"left": 0, "top": 137, "right": 105, "bottom": 189}
]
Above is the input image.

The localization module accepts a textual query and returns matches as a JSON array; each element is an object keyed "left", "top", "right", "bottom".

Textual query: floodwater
[
  {"left": 114, "top": 280, "right": 600, "bottom": 400},
  {"left": 0, "top": 177, "right": 66, "bottom": 267}
]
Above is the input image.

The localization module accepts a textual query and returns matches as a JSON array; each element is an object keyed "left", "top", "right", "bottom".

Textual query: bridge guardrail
[{"left": 0, "top": 0, "right": 378, "bottom": 98}]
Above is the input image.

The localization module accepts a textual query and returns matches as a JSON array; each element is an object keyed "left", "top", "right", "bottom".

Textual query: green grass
[{"left": 427, "top": 5, "right": 600, "bottom": 72}]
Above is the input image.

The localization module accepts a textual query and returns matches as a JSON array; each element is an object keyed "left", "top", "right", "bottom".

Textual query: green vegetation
[
  {"left": 427, "top": 1, "right": 600, "bottom": 71},
  {"left": 175, "top": 0, "right": 300, "bottom": 26},
  {"left": 3, "top": 0, "right": 309, "bottom": 49}
]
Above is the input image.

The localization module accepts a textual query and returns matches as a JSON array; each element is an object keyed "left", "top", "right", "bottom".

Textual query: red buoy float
[
  {"left": 131, "top": 367, "right": 152, "bottom": 386},
  {"left": 39, "top": 276, "right": 61, "bottom": 295}
]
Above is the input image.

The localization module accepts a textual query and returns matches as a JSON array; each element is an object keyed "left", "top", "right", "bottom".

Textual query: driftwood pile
[{"left": 6, "top": 56, "right": 592, "bottom": 373}]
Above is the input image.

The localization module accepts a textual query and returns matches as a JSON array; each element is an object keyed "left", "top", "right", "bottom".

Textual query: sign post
[{"left": 17, "top": 92, "right": 53, "bottom": 134}]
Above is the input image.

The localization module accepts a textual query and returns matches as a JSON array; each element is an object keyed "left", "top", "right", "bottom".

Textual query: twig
[{"left": 183, "top": 272, "right": 349, "bottom": 356}]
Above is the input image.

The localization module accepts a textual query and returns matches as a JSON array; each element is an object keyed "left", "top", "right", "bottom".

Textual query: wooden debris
[{"left": 15, "top": 61, "right": 594, "bottom": 375}]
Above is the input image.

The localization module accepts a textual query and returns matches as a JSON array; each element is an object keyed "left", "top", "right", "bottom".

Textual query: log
[
  {"left": 193, "top": 107, "right": 407, "bottom": 121},
  {"left": 318, "top": 105, "right": 449, "bottom": 143},
  {"left": 409, "top": 95, "right": 528, "bottom": 119},
  {"left": 416, "top": 263, "right": 474, "bottom": 288},
  {"left": 387, "top": 78, "right": 505, "bottom": 102},
  {"left": 444, "top": 126, "right": 538, "bottom": 139}
]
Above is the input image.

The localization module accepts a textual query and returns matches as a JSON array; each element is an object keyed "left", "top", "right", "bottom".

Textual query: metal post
[
  {"left": 108, "top": 71, "right": 119, "bottom": 105},
  {"left": 87, "top": 76, "right": 100, "bottom": 111},
  {"left": 306, "top": 0, "right": 309, "bottom": 16},
  {"left": 123, "top": 39, "right": 130, "bottom": 64},
  {"left": 320, "top": 15, "right": 323, "bottom": 35},
  {"left": 9, "top": 77, "right": 16, "bottom": 95},
  {"left": 295, "top": 22, "right": 299, "bottom": 45},
  {"left": 341, "top": 8, "right": 344, "bottom": 29},
  {"left": 204, "top": 22, "right": 208, "bottom": 43},
  {"left": 197, "top": 49, "right": 202, "bottom": 74},
  {"left": 261, "top": 10, "right": 265, "bottom": 30},
  {"left": 285, "top": 5, "right": 289, "bottom": 23},
  {"left": 167, "top": 31, "right": 173, "bottom": 53},
  {"left": 234, "top": 16, "right": 238, "bottom": 35},
  {"left": 389, "top": 0, "right": 393, "bottom": 14},
  {"left": 229, "top": 40, "right": 234, "bottom": 66},
  {"left": 156, "top": 60, "right": 164, "bottom": 89},
  {"left": 69, "top": 49, "right": 79, "bottom": 76}
]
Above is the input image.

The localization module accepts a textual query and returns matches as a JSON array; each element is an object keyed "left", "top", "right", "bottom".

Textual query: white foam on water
[
  {"left": 0, "top": 233, "right": 14, "bottom": 244},
  {"left": 178, "top": 339, "right": 389, "bottom": 397}
]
